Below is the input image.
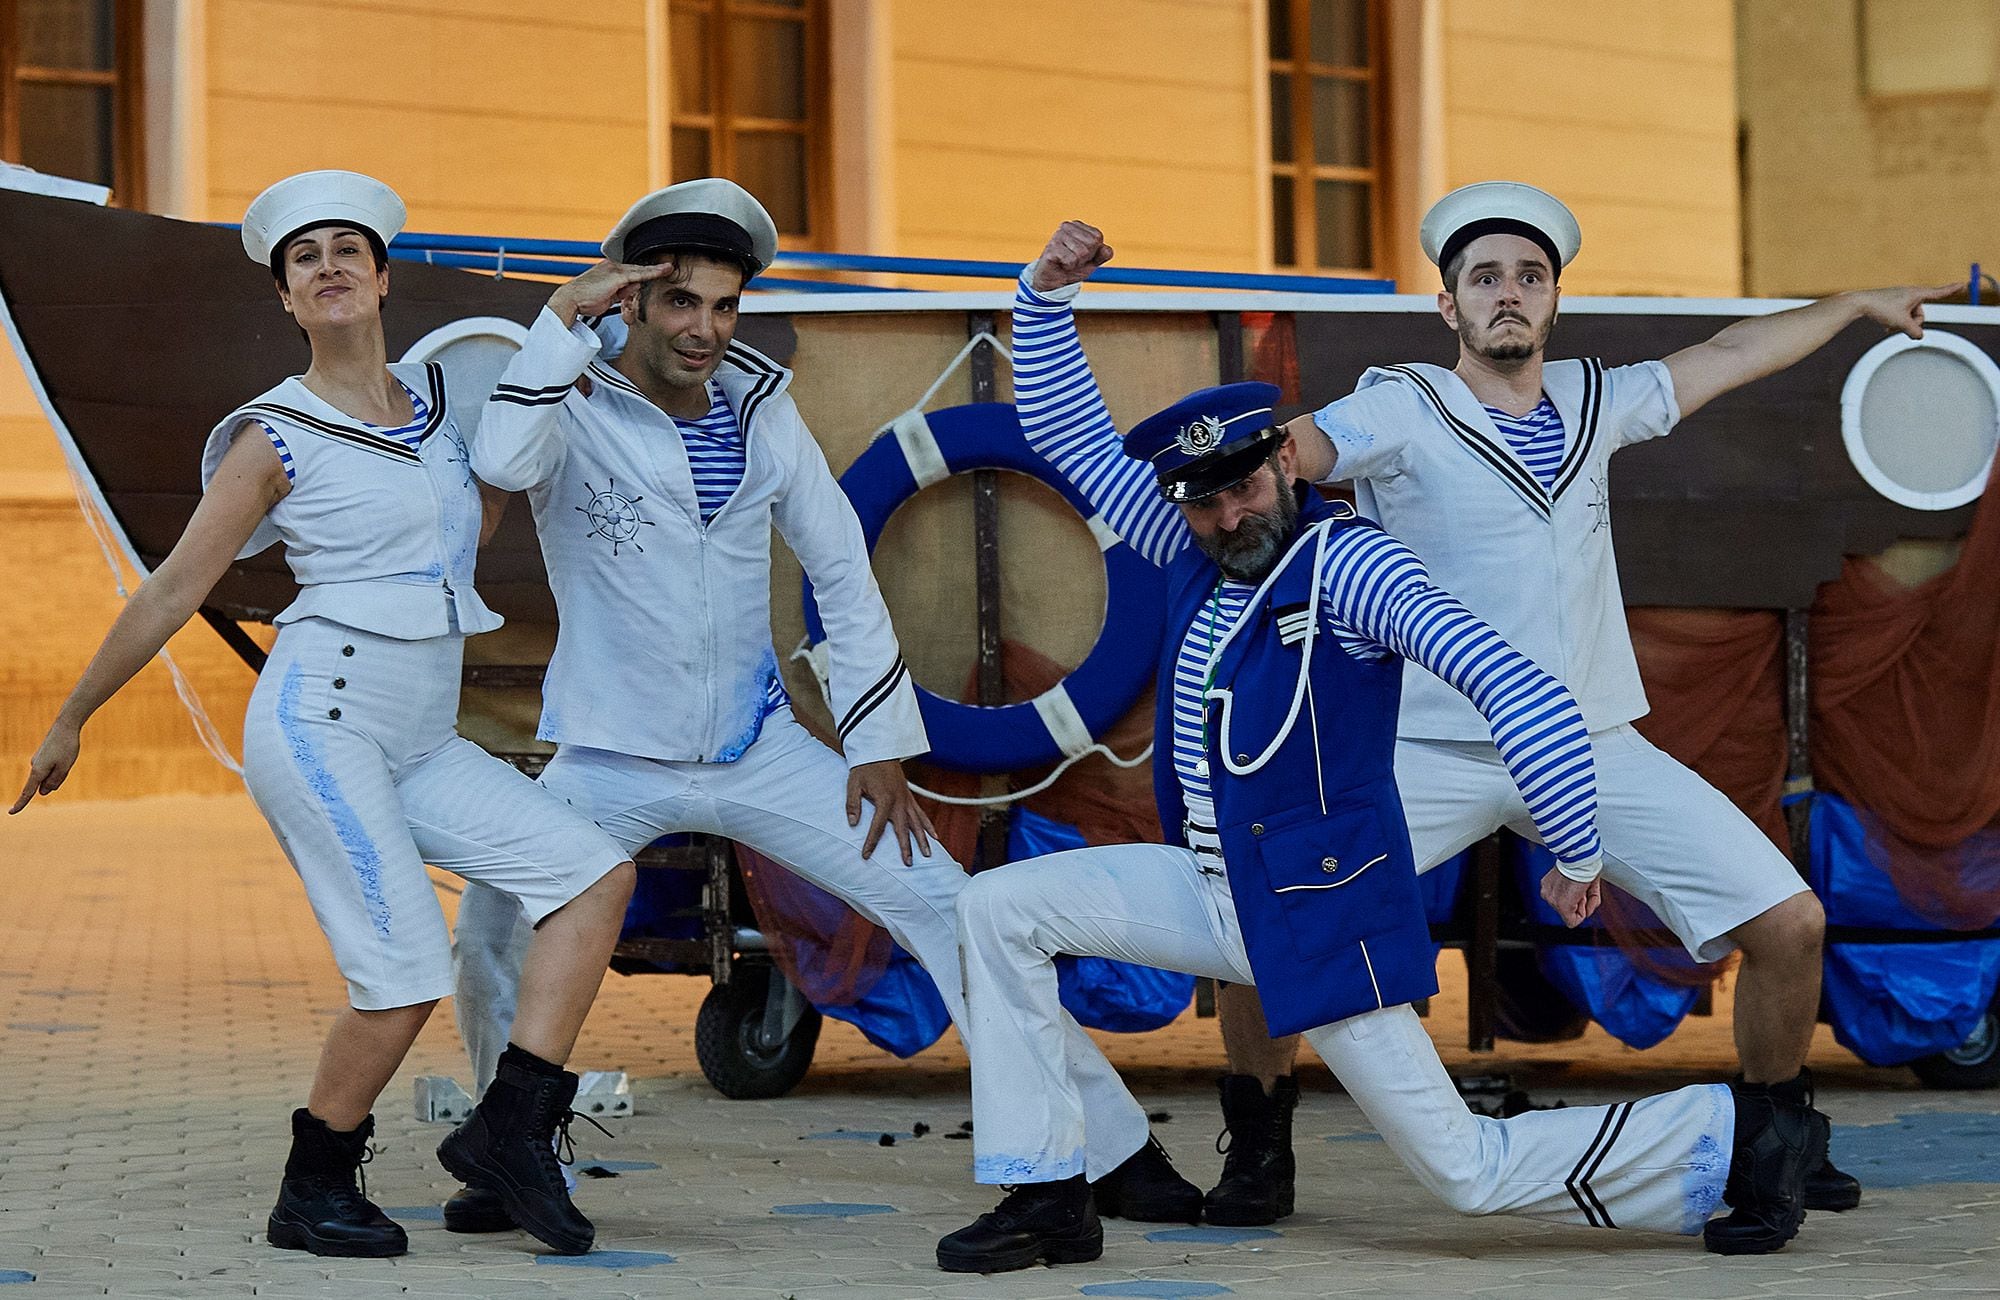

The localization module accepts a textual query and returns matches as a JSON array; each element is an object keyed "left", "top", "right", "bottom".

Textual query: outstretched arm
[
  {"left": 13, "top": 428, "right": 286, "bottom": 813},
  {"left": 1013, "top": 221, "right": 1190, "bottom": 567},
  {"left": 1318, "top": 527, "right": 1603, "bottom": 924},
  {"left": 1663, "top": 283, "right": 1955, "bottom": 419}
]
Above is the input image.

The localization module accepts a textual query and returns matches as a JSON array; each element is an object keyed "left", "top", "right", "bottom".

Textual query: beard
[
  {"left": 1457, "top": 308, "right": 1554, "bottom": 364},
  {"left": 1193, "top": 478, "right": 1300, "bottom": 582}
]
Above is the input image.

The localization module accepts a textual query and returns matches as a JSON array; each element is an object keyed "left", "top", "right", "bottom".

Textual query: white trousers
[
  {"left": 1398, "top": 726, "right": 1810, "bottom": 961},
  {"left": 958, "top": 841, "right": 1734, "bottom": 1234},
  {"left": 452, "top": 712, "right": 1152, "bottom": 1172}
]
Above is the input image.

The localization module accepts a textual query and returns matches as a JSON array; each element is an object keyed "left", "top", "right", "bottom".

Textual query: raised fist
[{"left": 1031, "top": 221, "right": 1114, "bottom": 293}]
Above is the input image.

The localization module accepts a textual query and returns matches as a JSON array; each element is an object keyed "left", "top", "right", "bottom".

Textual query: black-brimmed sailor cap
[{"left": 602, "top": 178, "right": 780, "bottom": 277}]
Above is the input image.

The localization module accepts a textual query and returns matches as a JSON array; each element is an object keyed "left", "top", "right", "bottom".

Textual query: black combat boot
[
  {"left": 1090, "top": 1132, "right": 1203, "bottom": 1223},
  {"left": 441, "top": 1184, "right": 514, "bottom": 1233},
  {"left": 936, "top": 1175, "right": 1102, "bottom": 1273},
  {"left": 1703, "top": 1079, "right": 1828, "bottom": 1255},
  {"left": 436, "top": 1044, "right": 602, "bottom": 1256},
  {"left": 266, "top": 1109, "right": 408, "bottom": 1258},
  {"left": 1770, "top": 1070, "right": 1861, "bottom": 1212},
  {"left": 1202, "top": 1074, "right": 1298, "bottom": 1226}
]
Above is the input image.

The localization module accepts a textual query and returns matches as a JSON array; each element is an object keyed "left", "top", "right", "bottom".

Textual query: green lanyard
[{"left": 1194, "top": 576, "right": 1226, "bottom": 780}]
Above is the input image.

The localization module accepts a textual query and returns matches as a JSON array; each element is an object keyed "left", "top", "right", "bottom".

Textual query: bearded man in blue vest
[{"left": 933, "top": 222, "right": 1824, "bottom": 1275}]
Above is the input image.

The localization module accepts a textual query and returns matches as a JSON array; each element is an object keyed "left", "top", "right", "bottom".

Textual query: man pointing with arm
[{"left": 1216, "top": 182, "right": 1948, "bottom": 1243}]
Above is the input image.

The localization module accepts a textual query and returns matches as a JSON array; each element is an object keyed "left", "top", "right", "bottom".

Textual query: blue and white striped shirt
[
  {"left": 681, "top": 380, "right": 747, "bottom": 523},
  {"left": 1484, "top": 397, "right": 1565, "bottom": 492},
  {"left": 674, "top": 381, "right": 789, "bottom": 719},
  {"left": 1014, "top": 275, "right": 1602, "bottom": 877}
]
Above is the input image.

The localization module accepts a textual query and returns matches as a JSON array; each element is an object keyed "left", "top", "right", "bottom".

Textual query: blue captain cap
[{"left": 1123, "top": 381, "right": 1286, "bottom": 503}]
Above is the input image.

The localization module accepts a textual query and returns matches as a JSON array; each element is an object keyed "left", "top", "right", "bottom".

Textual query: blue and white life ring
[{"left": 802, "top": 402, "right": 1167, "bottom": 773}]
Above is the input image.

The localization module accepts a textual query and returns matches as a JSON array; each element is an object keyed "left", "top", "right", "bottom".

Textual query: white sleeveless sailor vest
[{"left": 200, "top": 361, "right": 501, "bottom": 640}]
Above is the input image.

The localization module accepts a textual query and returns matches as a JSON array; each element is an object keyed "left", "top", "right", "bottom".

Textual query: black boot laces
[
  {"left": 987, "top": 1183, "right": 1047, "bottom": 1227},
  {"left": 543, "top": 1105, "right": 616, "bottom": 1181},
  {"left": 316, "top": 1142, "right": 377, "bottom": 1218}
]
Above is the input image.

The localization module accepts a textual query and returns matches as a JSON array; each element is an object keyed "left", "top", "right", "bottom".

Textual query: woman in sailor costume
[
  {"left": 932, "top": 223, "right": 1825, "bottom": 1275},
  {"left": 1213, "top": 182, "right": 1953, "bottom": 1244},
  {"left": 12, "top": 171, "right": 637, "bottom": 1260}
]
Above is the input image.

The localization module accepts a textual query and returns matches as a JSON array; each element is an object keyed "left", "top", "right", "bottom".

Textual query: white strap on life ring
[
  {"left": 885, "top": 330, "right": 1012, "bottom": 489},
  {"left": 889, "top": 408, "right": 951, "bottom": 489},
  {"left": 1031, "top": 682, "right": 1098, "bottom": 760},
  {"left": 787, "top": 631, "right": 1153, "bottom": 808}
]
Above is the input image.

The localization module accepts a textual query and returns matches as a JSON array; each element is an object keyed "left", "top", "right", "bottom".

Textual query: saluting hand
[
  {"left": 1540, "top": 867, "right": 1601, "bottom": 928},
  {"left": 11, "top": 720, "right": 81, "bottom": 815},
  {"left": 1847, "top": 282, "right": 1959, "bottom": 339},
  {"left": 846, "top": 758, "right": 937, "bottom": 866},
  {"left": 1031, "top": 221, "right": 1114, "bottom": 294},
  {"left": 548, "top": 259, "right": 678, "bottom": 327}
]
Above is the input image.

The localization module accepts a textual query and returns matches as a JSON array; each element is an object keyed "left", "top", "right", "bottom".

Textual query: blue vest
[{"left": 1152, "top": 489, "right": 1439, "bottom": 1037}]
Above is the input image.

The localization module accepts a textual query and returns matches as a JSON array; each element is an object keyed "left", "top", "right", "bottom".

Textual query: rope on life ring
[{"left": 799, "top": 400, "right": 1166, "bottom": 783}]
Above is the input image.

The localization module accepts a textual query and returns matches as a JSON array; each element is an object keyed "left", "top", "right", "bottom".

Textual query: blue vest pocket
[{"left": 1234, "top": 800, "right": 1414, "bottom": 962}]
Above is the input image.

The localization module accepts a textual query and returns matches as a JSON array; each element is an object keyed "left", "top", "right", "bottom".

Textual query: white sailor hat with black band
[
  {"left": 602, "top": 177, "right": 780, "bottom": 277},
  {"left": 241, "top": 170, "right": 406, "bottom": 271},
  {"left": 1420, "top": 180, "right": 1582, "bottom": 283}
]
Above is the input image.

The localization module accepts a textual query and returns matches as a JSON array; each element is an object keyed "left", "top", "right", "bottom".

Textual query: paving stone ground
[{"left": 2, "top": 794, "right": 1997, "bottom": 1299}]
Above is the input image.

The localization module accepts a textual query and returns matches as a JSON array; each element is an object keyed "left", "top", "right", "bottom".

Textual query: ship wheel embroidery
[{"left": 577, "top": 477, "right": 654, "bottom": 555}]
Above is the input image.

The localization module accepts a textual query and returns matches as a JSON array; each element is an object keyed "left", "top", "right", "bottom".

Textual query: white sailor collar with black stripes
[
  {"left": 201, "top": 361, "right": 500, "bottom": 641},
  {"left": 471, "top": 305, "right": 926, "bottom": 767},
  {"left": 1309, "top": 356, "right": 1681, "bottom": 743}
]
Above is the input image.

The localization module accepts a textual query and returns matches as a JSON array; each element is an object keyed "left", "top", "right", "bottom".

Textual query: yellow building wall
[
  {"left": 0, "top": 347, "right": 65, "bottom": 496},
  {"left": 200, "top": 0, "right": 657, "bottom": 237},
  {"left": 1, "top": 0, "right": 1760, "bottom": 805},
  {"left": 882, "top": 0, "right": 1266, "bottom": 271},
  {"left": 1736, "top": 0, "right": 1995, "bottom": 297},
  {"left": 1434, "top": 0, "right": 1741, "bottom": 297}
]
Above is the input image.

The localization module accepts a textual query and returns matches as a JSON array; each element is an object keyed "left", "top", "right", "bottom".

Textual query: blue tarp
[
  {"left": 617, "top": 813, "right": 1194, "bottom": 1059},
  {"left": 1812, "top": 792, "right": 2000, "bottom": 1066},
  {"left": 1513, "top": 841, "right": 1702, "bottom": 1050}
]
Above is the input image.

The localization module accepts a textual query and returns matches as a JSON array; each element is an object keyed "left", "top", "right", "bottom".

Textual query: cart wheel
[
  {"left": 1910, "top": 994, "right": 2000, "bottom": 1090},
  {"left": 695, "top": 965, "right": 822, "bottom": 1099}
]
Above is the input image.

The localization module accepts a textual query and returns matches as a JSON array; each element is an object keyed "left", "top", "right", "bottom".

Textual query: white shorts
[
  {"left": 242, "top": 618, "right": 629, "bottom": 1010},
  {"left": 1395, "top": 724, "right": 1811, "bottom": 962}
]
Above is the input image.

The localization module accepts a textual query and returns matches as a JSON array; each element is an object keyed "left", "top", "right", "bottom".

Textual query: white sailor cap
[
  {"left": 1420, "top": 181, "right": 1581, "bottom": 282},
  {"left": 602, "top": 178, "right": 779, "bottom": 276},
  {"left": 241, "top": 170, "right": 406, "bottom": 269}
]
